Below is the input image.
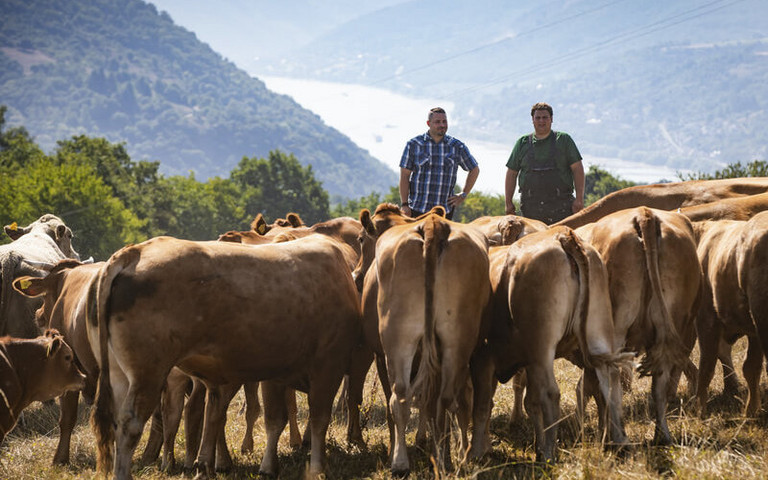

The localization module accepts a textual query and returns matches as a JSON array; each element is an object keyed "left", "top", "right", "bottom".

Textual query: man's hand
[
  {"left": 447, "top": 193, "right": 467, "bottom": 207},
  {"left": 401, "top": 205, "right": 413, "bottom": 217},
  {"left": 506, "top": 203, "right": 517, "bottom": 215},
  {"left": 572, "top": 198, "right": 584, "bottom": 213}
]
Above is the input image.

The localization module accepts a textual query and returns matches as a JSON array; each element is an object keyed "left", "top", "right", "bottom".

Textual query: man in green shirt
[{"left": 505, "top": 102, "right": 585, "bottom": 224}]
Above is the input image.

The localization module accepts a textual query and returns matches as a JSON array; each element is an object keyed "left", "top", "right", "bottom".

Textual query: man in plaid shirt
[{"left": 399, "top": 107, "right": 480, "bottom": 220}]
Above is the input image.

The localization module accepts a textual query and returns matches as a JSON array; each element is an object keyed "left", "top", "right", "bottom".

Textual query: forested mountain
[
  {"left": 163, "top": 0, "right": 767, "bottom": 176},
  {"left": 0, "top": 0, "right": 397, "bottom": 199}
]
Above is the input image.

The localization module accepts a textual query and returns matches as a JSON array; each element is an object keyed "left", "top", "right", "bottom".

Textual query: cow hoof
[{"left": 391, "top": 467, "right": 410, "bottom": 478}]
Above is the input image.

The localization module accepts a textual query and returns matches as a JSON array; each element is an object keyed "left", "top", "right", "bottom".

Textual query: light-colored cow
[
  {"left": 468, "top": 214, "right": 547, "bottom": 246},
  {"left": 554, "top": 177, "right": 768, "bottom": 229},
  {"left": 470, "top": 227, "right": 630, "bottom": 462},
  {"left": 88, "top": 235, "right": 361, "bottom": 480},
  {"left": 693, "top": 211, "right": 768, "bottom": 416},
  {"left": 576, "top": 207, "right": 701, "bottom": 444},
  {"left": 1, "top": 214, "right": 82, "bottom": 338},
  {"left": 0, "top": 329, "right": 86, "bottom": 446},
  {"left": 356, "top": 204, "right": 490, "bottom": 475}
]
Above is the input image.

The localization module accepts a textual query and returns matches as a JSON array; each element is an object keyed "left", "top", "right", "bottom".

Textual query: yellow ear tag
[
  {"left": 257, "top": 224, "right": 266, "bottom": 235},
  {"left": 20, "top": 278, "right": 31, "bottom": 290},
  {"left": 9, "top": 222, "right": 17, "bottom": 231}
]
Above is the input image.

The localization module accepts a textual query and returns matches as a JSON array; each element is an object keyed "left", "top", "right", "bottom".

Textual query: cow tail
[
  {"left": 635, "top": 208, "right": 687, "bottom": 376},
  {"left": 89, "top": 247, "right": 135, "bottom": 475},
  {"left": 558, "top": 229, "right": 593, "bottom": 369},
  {"left": 412, "top": 216, "right": 450, "bottom": 408}
]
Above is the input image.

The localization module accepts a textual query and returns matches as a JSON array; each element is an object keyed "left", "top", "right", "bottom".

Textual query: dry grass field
[{"left": 2, "top": 338, "right": 768, "bottom": 479}]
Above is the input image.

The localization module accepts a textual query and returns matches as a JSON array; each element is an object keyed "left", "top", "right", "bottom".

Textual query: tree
[
  {"left": 0, "top": 157, "right": 143, "bottom": 259},
  {"left": 0, "top": 105, "right": 46, "bottom": 169},
  {"left": 680, "top": 160, "right": 768, "bottom": 180},
  {"left": 231, "top": 150, "right": 330, "bottom": 224},
  {"left": 584, "top": 165, "right": 637, "bottom": 206}
]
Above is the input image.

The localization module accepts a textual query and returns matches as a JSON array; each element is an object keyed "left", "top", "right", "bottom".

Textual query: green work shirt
[{"left": 506, "top": 131, "right": 582, "bottom": 190}]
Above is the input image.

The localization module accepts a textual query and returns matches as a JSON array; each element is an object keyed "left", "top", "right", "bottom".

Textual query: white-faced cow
[
  {"left": 470, "top": 227, "right": 631, "bottom": 463},
  {"left": 0, "top": 329, "right": 86, "bottom": 445},
  {"left": 87, "top": 235, "right": 361, "bottom": 480},
  {"left": 1, "top": 214, "right": 83, "bottom": 338},
  {"left": 575, "top": 207, "right": 701, "bottom": 445}
]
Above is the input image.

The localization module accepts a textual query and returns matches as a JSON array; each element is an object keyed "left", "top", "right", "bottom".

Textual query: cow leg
[
  {"left": 259, "top": 380, "right": 288, "bottom": 476},
  {"left": 742, "top": 337, "right": 763, "bottom": 416},
  {"left": 307, "top": 370, "right": 345, "bottom": 479},
  {"left": 375, "top": 353, "right": 395, "bottom": 456},
  {"left": 468, "top": 344, "right": 496, "bottom": 460},
  {"left": 346, "top": 344, "right": 374, "bottom": 448},
  {"left": 592, "top": 363, "right": 627, "bottom": 447},
  {"left": 288, "top": 389, "right": 305, "bottom": 448},
  {"left": 525, "top": 362, "right": 560, "bottom": 463},
  {"left": 695, "top": 309, "right": 722, "bottom": 416},
  {"left": 193, "top": 385, "right": 228, "bottom": 478},
  {"left": 239, "top": 382, "right": 260, "bottom": 455},
  {"left": 511, "top": 371, "right": 527, "bottom": 423},
  {"left": 184, "top": 379, "right": 206, "bottom": 469},
  {"left": 114, "top": 380, "right": 164, "bottom": 480},
  {"left": 158, "top": 369, "right": 189, "bottom": 471},
  {"left": 139, "top": 407, "right": 163, "bottom": 466},
  {"left": 576, "top": 367, "right": 606, "bottom": 436},
  {"left": 388, "top": 348, "right": 418, "bottom": 476},
  {"left": 53, "top": 391, "right": 79, "bottom": 465},
  {"left": 651, "top": 369, "right": 673, "bottom": 445},
  {"left": 719, "top": 338, "right": 741, "bottom": 397},
  {"left": 213, "top": 384, "right": 238, "bottom": 472},
  {"left": 456, "top": 377, "right": 473, "bottom": 460}
]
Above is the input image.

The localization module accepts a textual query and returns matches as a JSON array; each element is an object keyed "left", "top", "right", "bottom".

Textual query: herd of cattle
[{"left": 3, "top": 177, "right": 768, "bottom": 478}]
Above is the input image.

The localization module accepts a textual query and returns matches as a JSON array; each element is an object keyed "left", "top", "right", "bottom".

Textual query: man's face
[
  {"left": 427, "top": 112, "right": 448, "bottom": 139},
  {"left": 532, "top": 109, "right": 552, "bottom": 137}
]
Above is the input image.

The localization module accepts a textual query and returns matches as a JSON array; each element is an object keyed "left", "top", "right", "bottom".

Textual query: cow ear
[
  {"left": 359, "top": 209, "right": 376, "bottom": 235},
  {"left": 286, "top": 212, "right": 304, "bottom": 227},
  {"left": 4, "top": 222, "right": 25, "bottom": 241},
  {"left": 252, "top": 214, "right": 268, "bottom": 235},
  {"left": 46, "top": 334, "right": 63, "bottom": 357},
  {"left": 13, "top": 276, "right": 47, "bottom": 297}
]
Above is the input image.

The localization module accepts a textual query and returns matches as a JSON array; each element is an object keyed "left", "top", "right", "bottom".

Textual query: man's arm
[
  {"left": 505, "top": 168, "right": 519, "bottom": 215},
  {"left": 570, "top": 160, "right": 585, "bottom": 213},
  {"left": 399, "top": 167, "right": 413, "bottom": 216},
  {"left": 448, "top": 166, "right": 479, "bottom": 207}
]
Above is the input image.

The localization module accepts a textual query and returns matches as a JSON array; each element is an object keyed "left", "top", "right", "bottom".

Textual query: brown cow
[
  {"left": 576, "top": 207, "right": 701, "bottom": 444},
  {"left": 554, "top": 177, "right": 768, "bottom": 229},
  {"left": 13, "top": 261, "right": 201, "bottom": 471},
  {"left": 357, "top": 204, "right": 490, "bottom": 475},
  {"left": 679, "top": 191, "right": 768, "bottom": 222},
  {"left": 12, "top": 260, "right": 100, "bottom": 464},
  {"left": 468, "top": 214, "right": 547, "bottom": 246},
  {"left": 1, "top": 214, "right": 83, "bottom": 338},
  {"left": 693, "top": 211, "right": 768, "bottom": 416},
  {"left": 470, "top": 227, "right": 630, "bottom": 462},
  {"left": 0, "top": 329, "right": 86, "bottom": 445},
  {"left": 87, "top": 235, "right": 361, "bottom": 479},
  {"left": 216, "top": 212, "right": 304, "bottom": 243}
]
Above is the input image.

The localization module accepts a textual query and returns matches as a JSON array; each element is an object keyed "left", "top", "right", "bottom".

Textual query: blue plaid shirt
[{"left": 400, "top": 132, "right": 478, "bottom": 214}]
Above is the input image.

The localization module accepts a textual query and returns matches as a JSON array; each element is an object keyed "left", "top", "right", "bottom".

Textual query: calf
[{"left": 0, "top": 329, "right": 86, "bottom": 445}]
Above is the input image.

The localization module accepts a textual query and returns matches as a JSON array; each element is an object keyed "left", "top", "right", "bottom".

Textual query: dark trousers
[{"left": 521, "top": 194, "right": 574, "bottom": 225}]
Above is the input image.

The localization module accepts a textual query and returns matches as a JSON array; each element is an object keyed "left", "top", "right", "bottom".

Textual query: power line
[
  {"left": 443, "top": 0, "right": 750, "bottom": 99},
  {"left": 365, "top": 0, "right": 633, "bottom": 88}
]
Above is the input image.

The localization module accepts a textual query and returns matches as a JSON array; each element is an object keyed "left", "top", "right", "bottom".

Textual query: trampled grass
[{"left": 2, "top": 338, "right": 767, "bottom": 479}]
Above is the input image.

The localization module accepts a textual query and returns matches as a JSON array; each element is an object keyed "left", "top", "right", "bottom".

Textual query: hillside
[
  {"left": 0, "top": 0, "right": 398, "bottom": 199},
  {"left": 183, "top": 0, "right": 767, "bottom": 176}
]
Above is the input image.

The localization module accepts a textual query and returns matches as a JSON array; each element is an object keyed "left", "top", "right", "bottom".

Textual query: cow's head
[
  {"left": 37, "top": 328, "right": 87, "bottom": 400},
  {"left": 13, "top": 259, "right": 83, "bottom": 329},
  {"left": 4, "top": 214, "right": 82, "bottom": 261}
]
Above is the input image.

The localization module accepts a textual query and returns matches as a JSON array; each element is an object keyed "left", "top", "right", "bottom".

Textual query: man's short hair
[
  {"left": 428, "top": 107, "right": 446, "bottom": 121},
  {"left": 531, "top": 102, "right": 553, "bottom": 118}
]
